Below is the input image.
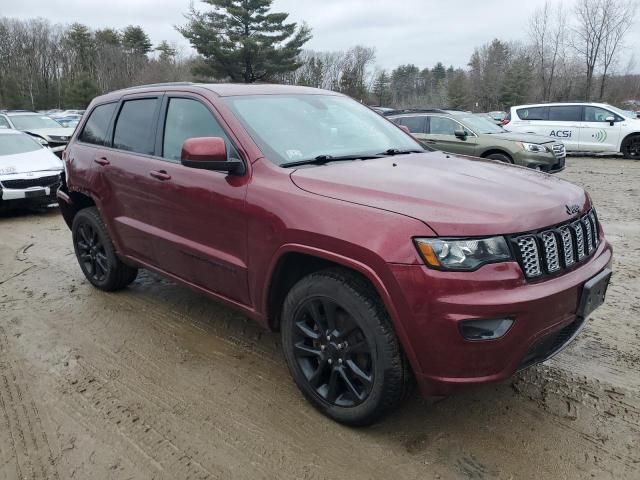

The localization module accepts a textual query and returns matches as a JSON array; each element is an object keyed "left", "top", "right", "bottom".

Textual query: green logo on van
[{"left": 592, "top": 130, "right": 608, "bottom": 143}]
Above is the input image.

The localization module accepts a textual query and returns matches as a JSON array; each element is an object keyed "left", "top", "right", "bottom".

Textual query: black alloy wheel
[
  {"left": 292, "top": 297, "right": 374, "bottom": 407},
  {"left": 75, "top": 222, "right": 109, "bottom": 283}
]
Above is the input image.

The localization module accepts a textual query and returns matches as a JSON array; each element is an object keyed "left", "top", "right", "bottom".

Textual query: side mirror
[
  {"left": 605, "top": 116, "right": 615, "bottom": 126},
  {"left": 454, "top": 128, "right": 468, "bottom": 139},
  {"left": 181, "top": 137, "right": 245, "bottom": 175}
]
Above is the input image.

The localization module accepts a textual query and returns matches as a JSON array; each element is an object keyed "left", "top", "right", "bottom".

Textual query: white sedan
[{"left": 0, "top": 129, "right": 64, "bottom": 210}]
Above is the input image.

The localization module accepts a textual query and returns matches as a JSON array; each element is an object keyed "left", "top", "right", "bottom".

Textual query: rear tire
[
  {"left": 72, "top": 207, "right": 138, "bottom": 291},
  {"left": 621, "top": 135, "right": 640, "bottom": 159},
  {"left": 486, "top": 152, "right": 513, "bottom": 163},
  {"left": 281, "top": 268, "right": 412, "bottom": 426}
]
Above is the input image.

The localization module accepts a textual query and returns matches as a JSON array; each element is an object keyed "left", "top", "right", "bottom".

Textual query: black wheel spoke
[
  {"left": 325, "top": 368, "right": 339, "bottom": 403},
  {"left": 307, "top": 300, "right": 325, "bottom": 332},
  {"left": 308, "top": 358, "right": 328, "bottom": 388},
  {"left": 79, "top": 225, "right": 91, "bottom": 245},
  {"left": 322, "top": 299, "right": 337, "bottom": 332},
  {"left": 294, "top": 341, "right": 321, "bottom": 358},
  {"left": 95, "top": 252, "right": 108, "bottom": 273},
  {"left": 338, "top": 367, "right": 364, "bottom": 401},
  {"left": 346, "top": 359, "right": 372, "bottom": 385},
  {"left": 296, "top": 320, "right": 320, "bottom": 340}
]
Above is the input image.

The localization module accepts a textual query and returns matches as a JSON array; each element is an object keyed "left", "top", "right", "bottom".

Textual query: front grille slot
[
  {"left": 512, "top": 209, "right": 600, "bottom": 280},
  {"left": 0, "top": 174, "right": 60, "bottom": 189}
]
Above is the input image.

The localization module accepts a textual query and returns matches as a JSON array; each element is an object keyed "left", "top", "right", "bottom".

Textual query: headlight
[
  {"left": 519, "top": 142, "right": 549, "bottom": 153},
  {"left": 414, "top": 237, "right": 512, "bottom": 271}
]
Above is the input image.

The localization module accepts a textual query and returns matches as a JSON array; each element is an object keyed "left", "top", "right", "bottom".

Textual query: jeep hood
[
  {"left": 290, "top": 152, "right": 588, "bottom": 236},
  {"left": 488, "top": 131, "right": 557, "bottom": 144}
]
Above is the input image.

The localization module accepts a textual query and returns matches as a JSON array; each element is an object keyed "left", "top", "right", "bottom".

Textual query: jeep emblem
[{"left": 565, "top": 204, "right": 580, "bottom": 215}]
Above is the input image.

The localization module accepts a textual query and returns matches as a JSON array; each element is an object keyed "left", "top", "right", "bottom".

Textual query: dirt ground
[{"left": 0, "top": 156, "right": 638, "bottom": 480}]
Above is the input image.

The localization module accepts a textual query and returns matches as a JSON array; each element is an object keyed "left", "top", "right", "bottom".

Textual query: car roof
[
  {"left": 385, "top": 109, "right": 467, "bottom": 117},
  {"left": 512, "top": 102, "right": 612, "bottom": 109},
  {"left": 91, "top": 82, "right": 343, "bottom": 104},
  {"left": 0, "top": 128, "right": 26, "bottom": 135}
]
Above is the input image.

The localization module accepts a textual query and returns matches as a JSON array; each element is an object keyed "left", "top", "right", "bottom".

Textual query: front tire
[
  {"left": 72, "top": 207, "right": 138, "bottom": 291},
  {"left": 281, "top": 268, "right": 412, "bottom": 426},
  {"left": 486, "top": 152, "right": 513, "bottom": 163},
  {"left": 621, "top": 135, "right": 640, "bottom": 159}
]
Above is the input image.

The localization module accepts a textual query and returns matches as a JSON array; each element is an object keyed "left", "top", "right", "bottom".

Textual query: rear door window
[
  {"left": 516, "top": 107, "right": 548, "bottom": 121},
  {"left": 548, "top": 106, "right": 582, "bottom": 122},
  {"left": 113, "top": 98, "right": 160, "bottom": 155},
  {"left": 395, "top": 116, "right": 426, "bottom": 134},
  {"left": 79, "top": 103, "right": 117, "bottom": 146}
]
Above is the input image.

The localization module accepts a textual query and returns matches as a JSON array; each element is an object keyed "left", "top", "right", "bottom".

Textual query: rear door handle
[
  {"left": 94, "top": 157, "right": 110, "bottom": 166},
  {"left": 149, "top": 170, "right": 171, "bottom": 181}
]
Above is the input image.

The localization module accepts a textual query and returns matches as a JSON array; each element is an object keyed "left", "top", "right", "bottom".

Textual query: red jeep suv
[{"left": 58, "top": 83, "right": 612, "bottom": 425}]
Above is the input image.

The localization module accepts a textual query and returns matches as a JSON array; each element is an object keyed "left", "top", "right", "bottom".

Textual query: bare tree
[
  {"left": 529, "top": 1, "right": 567, "bottom": 101},
  {"left": 598, "top": 0, "right": 638, "bottom": 99}
]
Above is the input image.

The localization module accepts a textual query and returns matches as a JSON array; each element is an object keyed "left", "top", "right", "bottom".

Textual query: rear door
[
  {"left": 579, "top": 105, "right": 622, "bottom": 152},
  {"left": 546, "top": 106, "right": 582, "bottom": 151},
  {"left": 424, "top": 115, "right": 479, "bottom": 156},
  {"left": 142, "top": 94, "right": 251, "bottom": 304},
  {"left": 96, "top": 95, "right": 163, "bottom": 263}
]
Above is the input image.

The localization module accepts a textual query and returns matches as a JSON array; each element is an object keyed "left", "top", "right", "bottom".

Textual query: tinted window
[
  {"left": 162, "top": 98, "right": 235, "bottom": 161},
  {"left": 517, "top": 107, "right": 548, "bottom": 121},
  {"left": 113, "top": 99, "right": 159, "bottom": 155},
  {"left": 0, "top": 133, "right": 42, "bottom": 156},
  {"left": 396, "top": 116, "right": 426, "bottom": 134},
  {"left": 429, "top": 116, "right": 459, "bottom": 135},
  {"left": 548, "top": 106, "right": 582, "bottom": 122},
  {"left": 584, "top": 106, "right": 616, "bottom": 122},
  {"left": 79, "top": 103, "right": 116, "bottom": 145}
]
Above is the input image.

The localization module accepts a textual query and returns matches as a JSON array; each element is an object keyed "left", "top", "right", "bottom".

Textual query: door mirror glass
[{"left": 454, "top": 128, "right": 467, "bottom": 139}]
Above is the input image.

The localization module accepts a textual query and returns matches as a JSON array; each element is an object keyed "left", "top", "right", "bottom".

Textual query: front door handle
[
  {"left": 149, "top": 170, "right": 171, "bottom": 181},
  {"left": 94, "top": 157, "right": 110, "bottom": 166}
]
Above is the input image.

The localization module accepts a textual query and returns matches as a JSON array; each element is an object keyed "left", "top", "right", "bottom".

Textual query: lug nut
[
  {"left": 320, "top": 345, "right": 325, "bottom": 351},
  {"left": 338, "top": 358, "right": 343, "bottom": 364},
  {"left": 326, "top": 335, "right": 331, "bottom": 341},
  {"left": 328, "top": 359, "right": 333, "bottom": 365}
]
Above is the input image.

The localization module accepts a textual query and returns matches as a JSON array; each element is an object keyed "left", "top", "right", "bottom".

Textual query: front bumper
[
  {"left": 515, "top": 151, "right": 566, "bottom": 173},
  {"left": 0, "top": 171, "right": 62, "bottom": 207},
  {"left": 387, "top": 239, "right": 613, "bottom": 397}
]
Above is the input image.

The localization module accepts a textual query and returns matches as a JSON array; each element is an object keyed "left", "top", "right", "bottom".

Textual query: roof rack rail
[
  {"left": 121, "top": 82, "right": 195, "bottom": 91},
  {"left": 1, "top": 109, "right": 37, "bottom": 113},
  {"left": 383, "top": 108, "right": 449, "bottom": 116}
]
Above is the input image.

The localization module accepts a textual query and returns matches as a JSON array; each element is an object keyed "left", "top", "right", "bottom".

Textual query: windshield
[
  {"left": 224, "top": 94, "right": 423, "bottom": 165},
  {"left": 0, "top": 134, "right": 43, "bottom": 156},
  {"left": 463, "top": 115, "right": 505, "bottom": 134},
  {"left": 9, "top": 115, "right": 63, "bottom": 130}
]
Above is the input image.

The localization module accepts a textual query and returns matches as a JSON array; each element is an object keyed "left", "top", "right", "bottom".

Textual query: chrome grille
[
  {"left": 513, "top": 209, "right": 600, "bottom": 279},
  {"left": 541, "top": 231, "right": 561, "bottom": 272},
  {"left": 552, "top": 144, "right": 566, "bottom": 157},
  {"left": 517, "top": 236, "right": 542, "bottom": 277}
]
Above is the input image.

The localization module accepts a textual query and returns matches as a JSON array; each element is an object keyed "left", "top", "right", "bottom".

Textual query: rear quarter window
[
  {"left": 79, "top": 103, "right": 117, "bottom": 146},
  {"left": 516, "top": 107, "right": 548, "bottom": 121}
]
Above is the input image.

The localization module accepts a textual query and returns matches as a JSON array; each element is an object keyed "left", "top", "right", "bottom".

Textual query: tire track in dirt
[{"left": 0, "top": 326, "right": 60, "bottom": 480}]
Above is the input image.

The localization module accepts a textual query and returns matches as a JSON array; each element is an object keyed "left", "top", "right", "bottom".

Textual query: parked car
[
  {"left": 0, "top": 129, "right": 63, "bottom": 210},
  {"left": 55, "top": 115, "right": 82, "bottom": 128},
  {"left": 0, "top": 111, "right": 75, "bottom": 157},
  {"left": 386, "top": 109, "right": 566, "bottom": 172},
  {"left": 486, "top": 111, "right": 507, "bottom": 125},
  {"left": 504, "top": 102, "right": 640, "bottom": 158},
  {"left": 58, "top": 83, "right": 612, "bottom": 425}
]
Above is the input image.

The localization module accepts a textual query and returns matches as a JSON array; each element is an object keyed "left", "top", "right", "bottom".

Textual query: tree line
[{"left": 0, "top": 0, "right": 638, "bottom": 112}]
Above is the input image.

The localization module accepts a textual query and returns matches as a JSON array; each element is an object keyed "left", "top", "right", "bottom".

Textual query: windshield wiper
[
  {"left": 379, "top": 148, "right": 424, "bottom": 156},
  {"left": 281, "top": 153, "right": 384, "bottom": 168}
]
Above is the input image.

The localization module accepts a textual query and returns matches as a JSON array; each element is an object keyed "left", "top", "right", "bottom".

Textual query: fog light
[{"left": 460, "top": 318, "right": 513, "bottom": 341}]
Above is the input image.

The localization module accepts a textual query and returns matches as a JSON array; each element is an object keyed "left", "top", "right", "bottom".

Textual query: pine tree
[
  {"left": 178, "top": 0, "right": 311, "bottom": 82},
  {"left": 122, "top": 25, "right": 152, "bottom": 56}
]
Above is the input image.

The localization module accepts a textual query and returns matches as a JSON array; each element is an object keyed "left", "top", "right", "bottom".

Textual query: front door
[
  {"left": 423, "top": 115, "right": 479, "bottom": 156},
  {"left": 579, "top": 105, "right": 622, "bottom": 152},
  {"left": 144, "top": 95, "right": 250, "bottom": 304}
]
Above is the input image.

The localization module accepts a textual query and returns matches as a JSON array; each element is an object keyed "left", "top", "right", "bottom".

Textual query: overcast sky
[{"left": 3, "top": 0, "right": 639, "bottom": 71}]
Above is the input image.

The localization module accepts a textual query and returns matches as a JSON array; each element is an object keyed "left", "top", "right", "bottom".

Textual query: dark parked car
[{"left": 58, "top": 83, "right": 613, "bottom": 425}]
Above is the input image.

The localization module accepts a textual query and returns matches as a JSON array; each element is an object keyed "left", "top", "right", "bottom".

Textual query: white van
[{"left": 504, "top": 102, "right": 640, "bottom": 158}]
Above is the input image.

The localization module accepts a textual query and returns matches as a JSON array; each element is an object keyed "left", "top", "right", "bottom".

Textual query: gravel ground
[{"left": 0, "top": 156, "right": 638, "bottom": 480}]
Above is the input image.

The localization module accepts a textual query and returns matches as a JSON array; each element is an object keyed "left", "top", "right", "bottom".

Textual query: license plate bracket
[
  {"left": 577, "top": 268, "right": 611, "bottom": 318},
  {"left": 25, "top": 189, "right": 46, "bottom": 198}
]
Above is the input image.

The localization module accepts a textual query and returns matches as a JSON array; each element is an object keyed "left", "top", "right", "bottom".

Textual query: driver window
[
  {"left": 429, "top": 117, "right": 458, "bottom": 135},
  {"left": 163, "top": 98, "right": 238, "bottom": 162},
  {"left": 584, "top": 106, "right": 615, "bottom": 123}
]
